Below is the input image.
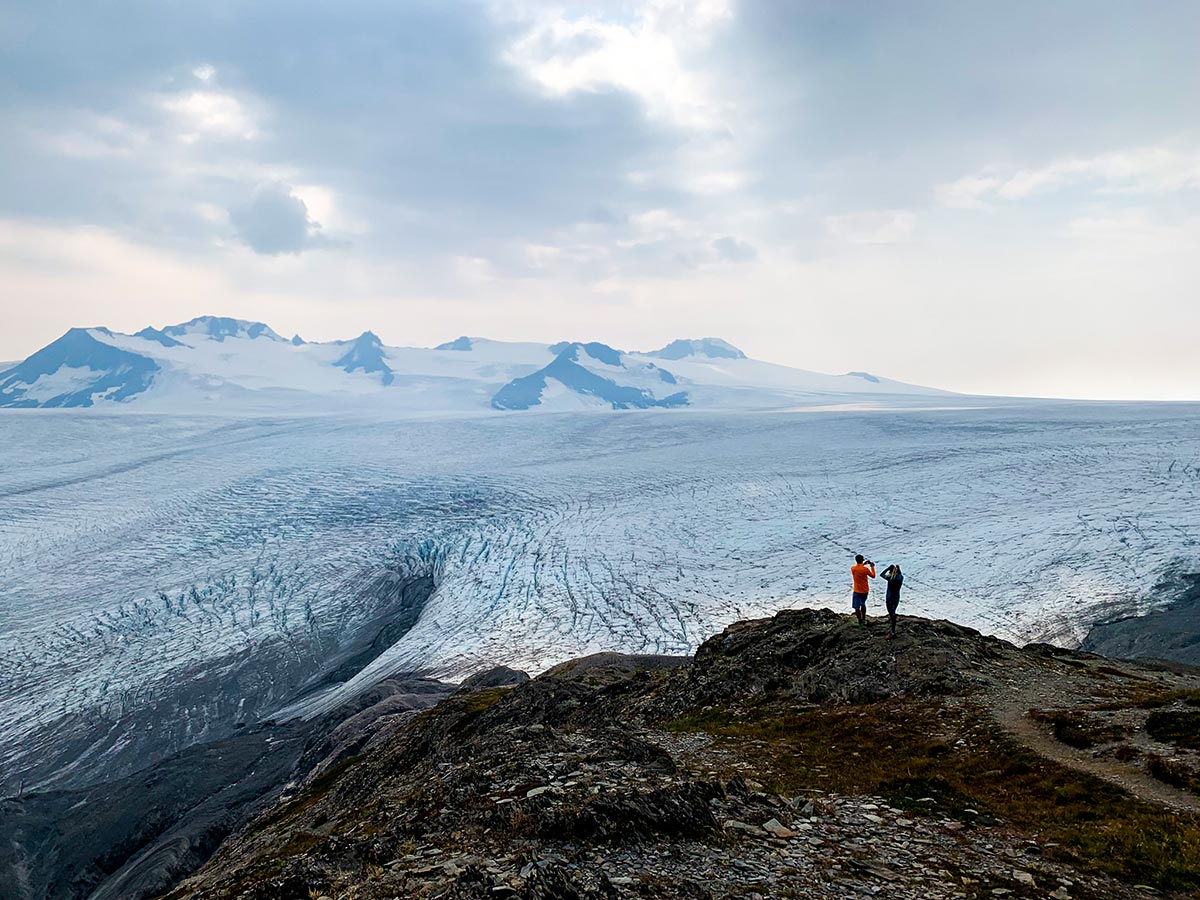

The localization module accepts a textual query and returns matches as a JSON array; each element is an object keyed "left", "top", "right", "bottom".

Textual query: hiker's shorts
[{"left": 852, "top": 592, "right": 868, "bottom": 610}]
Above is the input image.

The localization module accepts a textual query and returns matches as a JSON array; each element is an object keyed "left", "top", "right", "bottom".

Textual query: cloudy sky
[{"left": 1, "top": 1, "right": 1197, "bottom": 399}]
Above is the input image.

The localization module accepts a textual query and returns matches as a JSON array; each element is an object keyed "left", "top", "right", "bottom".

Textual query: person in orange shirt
[{"left": 850, "top": 554, "right": 875, "bottom": 625}]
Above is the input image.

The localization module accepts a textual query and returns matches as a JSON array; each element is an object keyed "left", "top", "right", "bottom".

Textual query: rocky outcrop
[
  {"left": 458, "top": 666, "right": 532, "bottom": 692},
  {"left": 160, "top": 611, "right": 1200, "bottom": 900},
  {"left": 657, "top": 607, "right": 1012, "bottom": 712}
]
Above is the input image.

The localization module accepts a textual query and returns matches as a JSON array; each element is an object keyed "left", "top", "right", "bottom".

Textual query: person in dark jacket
[{"left": 881, "top": 564, "right": 904, "bottom": 637}]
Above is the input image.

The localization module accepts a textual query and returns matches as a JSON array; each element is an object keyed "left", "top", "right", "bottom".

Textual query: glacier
[{"left": 1, "top": 403, "right": 1198, "bottom": 797}]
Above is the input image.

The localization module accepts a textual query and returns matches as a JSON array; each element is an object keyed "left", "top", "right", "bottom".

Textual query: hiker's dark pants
[{"left": 886, "top": 598, "right": 899, "bottom": 634}]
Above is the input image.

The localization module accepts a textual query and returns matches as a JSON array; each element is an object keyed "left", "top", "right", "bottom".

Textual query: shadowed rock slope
[
  {"left": 161, "top": 610, "right": 1200, "bottom": 900},
  {"left": 1082, "top": 571, "right": 1200, "bottom": 667},
  {"left": 0, "top": 676, "right": 454, "bottom": 900}
]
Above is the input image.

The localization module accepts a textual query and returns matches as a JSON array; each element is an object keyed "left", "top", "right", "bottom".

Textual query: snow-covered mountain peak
[
  {"left": 0, "top": 327, "right": 159, "bottom": 408},
  {"left": 162, "top": 316, "right": 284, "bottom": 343},
  {"left": 492, "top": 341, "right": 688, "bottom": 411},
  {"left": 549, "top": 341, "right": 625, "bottom": 368},
  {"left": 334, "top": 331, "right": 394, "bottom": 385},
  {"left": 648, "top": 338, "right": 746, "bottom": 360},
  {"left": 435, "top": 336, "right": 475, "bottom": 351},
  {"left": 434, "top": 336, "right": 527, "bottom": 353},
  {"left": 340, "top": 330, "right": 384, "bottom": 347}
]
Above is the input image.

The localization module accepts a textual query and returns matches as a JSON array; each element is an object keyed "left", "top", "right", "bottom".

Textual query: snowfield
[{"left": 1, "top": 404, "right": 1198, "bottom": 792}]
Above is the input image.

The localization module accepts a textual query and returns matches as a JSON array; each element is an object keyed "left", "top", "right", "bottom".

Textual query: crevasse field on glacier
[{"left": 1, "top": 404, "right": 1198, "bottom": 794}]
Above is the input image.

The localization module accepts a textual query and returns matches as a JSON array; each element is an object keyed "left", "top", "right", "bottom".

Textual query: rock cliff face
[{"left": 158, "top": 610, "right": 1200, "bottom": 900}]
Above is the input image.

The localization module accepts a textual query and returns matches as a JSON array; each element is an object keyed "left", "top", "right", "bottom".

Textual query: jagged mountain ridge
[{"left": 0, "top": 316, "right": 952, "bottom": 412}]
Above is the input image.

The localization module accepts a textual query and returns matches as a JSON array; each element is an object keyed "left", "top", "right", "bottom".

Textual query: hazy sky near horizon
[{"left": 1, "top": 1, "right": 1198, "bottom": 399}]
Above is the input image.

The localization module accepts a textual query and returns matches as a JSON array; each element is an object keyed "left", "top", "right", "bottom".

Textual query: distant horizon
[
  {"left": 4, "top": 310, "right": 1200, "bottom": 405},
  {"left": 3, "top": 3, "right": 1198, "bottom": 402}
]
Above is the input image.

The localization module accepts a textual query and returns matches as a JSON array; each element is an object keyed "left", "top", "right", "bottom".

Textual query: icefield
[{"left": 1, "top": 404, "right": 1198, "bottom": 793}]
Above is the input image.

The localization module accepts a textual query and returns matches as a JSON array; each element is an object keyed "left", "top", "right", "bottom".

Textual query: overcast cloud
[{"left": 1, "top": 0, "right": 1197, "bottom": 398}]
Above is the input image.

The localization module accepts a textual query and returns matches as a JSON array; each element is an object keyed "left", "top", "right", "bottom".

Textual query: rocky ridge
[{"left": 161, "top": 610, "right": 1200, "bottom": 900}]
